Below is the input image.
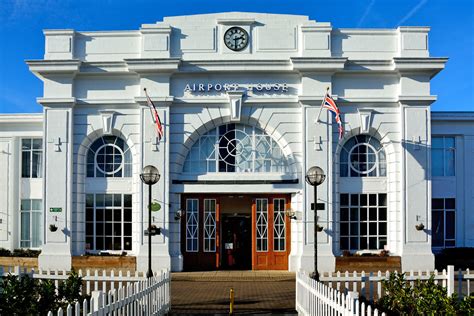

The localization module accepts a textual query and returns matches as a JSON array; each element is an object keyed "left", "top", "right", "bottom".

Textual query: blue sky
[{"left": 0, "top": 0, "right": 472, "bottom": 113}]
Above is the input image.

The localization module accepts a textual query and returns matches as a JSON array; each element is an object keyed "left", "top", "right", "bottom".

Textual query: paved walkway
[{"left": 169, "top": 271, "right": 297, "bottom": 315}]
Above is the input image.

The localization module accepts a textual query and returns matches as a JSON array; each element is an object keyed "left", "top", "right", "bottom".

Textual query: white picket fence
[
  {"left": 48, "top": 271, "right": 170, "bottom": 316},
  {"left": 296, "top": 271, "right": 386, "bottom": 316},
  {"left": 320, "top": 265, "right": 474, "bottom": 301},
  {"left": 0, "top": 266, "right": 146, "bottom": 296},
  {"left": 0, "top": 266, "right": 171, "bottom": 315}
]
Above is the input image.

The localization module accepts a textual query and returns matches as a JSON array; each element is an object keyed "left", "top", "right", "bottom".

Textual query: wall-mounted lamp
[
  {"left": 316, "top": 224, "right": 324, "bottom": 232},
  {"left": 285, "top": 209, "right": 297, "bottom": 220},
  {"left": 175, "top": 210, "right": 182, "bottom": 221},
  {"left": 415, "top": 215, "right": 425, "bottom": 231}
]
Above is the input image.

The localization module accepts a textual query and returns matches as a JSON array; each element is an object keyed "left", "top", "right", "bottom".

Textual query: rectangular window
[
  {"left": 432, "top": 137, "right": 455, "bottom": 176},
  {"left": 273, "top": 198, "right": 286, "bottom": 251},
  {"left": 340, "top": 193, "right": 387, "bottom": 251},
  {"left": 21, "top": 139, "right": 43, "bottom": 178},
  {"left": 20, "top": 199, "right": 43, "bottom": 248},
  {"left": 186, "top": 199, "right": 199, "bottom": 252},
  {"left": 203, "top": 199, "right": 216, "bottom": 252},
  {"left": 85, "top": 194, "right": 132, "bottom": 252},
  {"left": 432, "top": 198, "right": 456, "bottom": 248},
  {"left": 256, "top": 198, "right": 268, "bottom": 252}
]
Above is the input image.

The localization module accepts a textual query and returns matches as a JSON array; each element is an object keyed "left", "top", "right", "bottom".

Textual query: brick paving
[{"left": 169, "top": 271, "right": 297, "bottom": 315}]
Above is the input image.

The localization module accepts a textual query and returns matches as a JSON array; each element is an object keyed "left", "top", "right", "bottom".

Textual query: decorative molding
[
  {"left": 216, "top": 18, "right": 256, "bottom": 25},
  {"left": 99, "top": 111, "right": 116, "bottom": 135},
  {"left": 37, "top": 97, "right": 76, "bottom": 107},
  {"left": 179, "top": 60, "right": 292, "bottom": 73},
  {"left": 226, "top": 89, "right": 246, "bottom": 122},
  {"left": 124, "top": 58, "right": 180, "bottom": 73},
  {"left": 291, "top": 57, "right": 347, "bottom": 72},
  {"left": 358, "top": 109, "right": 373, "bottom": 134}
]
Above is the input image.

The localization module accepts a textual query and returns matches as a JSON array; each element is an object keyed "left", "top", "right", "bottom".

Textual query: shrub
[
  {"left": 0, "top": 248, "right": 41, "bottom": 257},
  {"left": 376, "top": 272, "right": 473, "bottom": 315},
  {"left": 0, "top": 270, "right": 88, "bottom": 314}
]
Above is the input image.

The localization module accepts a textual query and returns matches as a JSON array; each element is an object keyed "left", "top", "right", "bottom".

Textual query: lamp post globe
[
  {"left": 306, "top": 166, "right": 326, "bottom": 282},
  {"left": 140, "top": 165, "right": 160, "bottom": 185},
  {"left": 140, "top": 165, "right": 160, "bottom": 278},
  {"left": 305, "top": 166, "right": 326, "bottom": 187}
]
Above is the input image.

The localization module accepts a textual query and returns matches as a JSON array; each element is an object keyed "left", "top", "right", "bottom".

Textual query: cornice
[
  {"left": 0, "top": 114, "right": 43, "bottom": 124},
  {"left": 135, "top": 96, "right": 174, "bottom": 106},
  {"left": 179, "top": 59, "right": 293, "bottom": 73},
  {"left": 431, "top": 111, "right": 474, "bottom": 121},
  {"left": 344, "top": 60, "right": 395, "bottom": 72},
  {"left": 394, "top": 57, "right": 448, "bottom": 78},
  {"left": 125, "top": 58, "right": 181, "bottom": 73},
  {"left": 37, "top": 97, "right": 76, "bottom": 107},
  {"left": 76, "top": 98, "right": 138, "bottom": 106},
  {"left": 399, "top": 95, "right": 438, "bottom": 105},
  {"left": 79, "top": 61, "right": 129, "bottom": 74},
  {"left": 26, "top": 60, "right": 81, "bottom": 78},
  {"left": 291, "top": 57, "right": 347, "bottom": 73},
  {"left": 216, "top": 18, "right": 256, "bottom": 25}
]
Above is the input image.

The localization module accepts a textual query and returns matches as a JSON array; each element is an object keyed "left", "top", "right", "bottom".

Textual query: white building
[{"left": 0, "top": 13, "right": 472, "bottom": 273}]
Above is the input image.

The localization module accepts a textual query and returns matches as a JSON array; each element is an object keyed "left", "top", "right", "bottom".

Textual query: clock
[{"left": 224, "top": 27, "right": 249, "bottom": 51}]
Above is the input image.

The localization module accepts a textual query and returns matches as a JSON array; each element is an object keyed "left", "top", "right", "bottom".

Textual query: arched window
[
  {"left": 87, "top": 136, "right": 132, "bottom": 178},
  {"left": 340, "top": 135, "right": 386, "bottom": 177},
  {"left": 183, "top": 123, "right": 289, "bottom": 174}
]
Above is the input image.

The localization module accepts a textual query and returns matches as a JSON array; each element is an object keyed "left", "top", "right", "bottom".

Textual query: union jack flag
[
  {"left": 144, "top": 88, "right": 164, "bottom": 141},
  {"left": 322, "top": 92, "right": 344, "bottom": 139}
]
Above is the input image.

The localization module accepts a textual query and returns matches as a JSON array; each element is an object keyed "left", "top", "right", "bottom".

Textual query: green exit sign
[{"left": 49, "top": 207, "right": 62, "bottom": 212}]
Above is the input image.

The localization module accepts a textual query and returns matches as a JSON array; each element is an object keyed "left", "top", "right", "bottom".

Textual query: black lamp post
[
  {"left": 305, "top": 166, "right": 326, "bottom": 281},
  {"left": 140, "top": 165, "right": 160, "bottom": 278}
]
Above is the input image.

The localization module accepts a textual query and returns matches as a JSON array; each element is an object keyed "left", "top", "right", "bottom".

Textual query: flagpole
[{"left": 316, "top": 87, "right": 330, "bottom": 123}]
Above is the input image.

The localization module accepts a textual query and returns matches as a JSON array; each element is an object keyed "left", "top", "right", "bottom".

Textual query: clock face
[{"left": 224, "top": 27, "right": 249, "bottom": 51}]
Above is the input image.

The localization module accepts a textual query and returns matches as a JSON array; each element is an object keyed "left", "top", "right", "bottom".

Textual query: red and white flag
[
  {"left": 144, "top": 88, "right": 164, "bottom": 141},
  {"left": 319, "top": 89, "right": 344, "bottom": 139}
]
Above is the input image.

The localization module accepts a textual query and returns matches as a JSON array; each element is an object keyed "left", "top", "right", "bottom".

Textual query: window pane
[
  {"left": 32, "top": 139, "right": 42, "bottom": 149},
  {"left": 22, "top": 139, "right": 32, "bottom": 150},
  {"left": 22, "top": 151, "right": 30, "bottom": 178},
  {"left": 31, "top": 199, "right": 42, "bottom": 210},
  {"left": 31, "top": 212, "right": 42, "bottom": 247},
  {"left": 21, "top": 213, "right": 30, "bottom": 242},
  {"left": 432, "top": 211, "right": 444, "bottom": 247},
  {"left": 21, "top": 199, "right": 31, "bottom": 211},
  {"left": 432, "top": 198, "right": 444, "bottom": 209},
  {"left": 340, "top": 194, "right": 349, "bottom": 206},
  {"left": 446, "top": 211, "right": 455, "bottom": 239},
  {"left": 445, "top": 198, "right": 455, "bottom": 209},
  {"left": 432, "top": 149, "right": 444, "bottom": 176},
  {"left": 340, "top": 208, "right": 349, "bottom": 221},
  {"left": 446, "top": 149, "right": 455, "bottom": 176}
]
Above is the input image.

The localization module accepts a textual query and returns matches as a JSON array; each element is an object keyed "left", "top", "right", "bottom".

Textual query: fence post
[
  {"left": 91, "top": 291, "right": 102, "bottom": 313},
  {"left": 347, "top": 291, "right": 359, "bottom": 313},
  {"left": 447, "top": 265, "right": 454, "bottom": 297}
]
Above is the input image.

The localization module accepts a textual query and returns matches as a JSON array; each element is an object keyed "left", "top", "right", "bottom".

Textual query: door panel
[
  {"left": 252, "top": 195, "right": 291, "bottom": 270},
  {"left": 181, "top": 195, "right": 220, "bottom": 270}
]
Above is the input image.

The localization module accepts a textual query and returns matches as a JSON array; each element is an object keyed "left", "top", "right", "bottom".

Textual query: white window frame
[
  {"left": 183, "top": 124, "right": 289, "bottom": 174},
  {"left": 432, "top": 198, "right": 456, "bottom": 249},
  {"left": 340, "top": 135, "right": 386, "bottom": 178},
  {"left": 339, "top": 193, "right": 388, "bottom": 251},
  {"left": 20, "top": 199, "right": 43, "bottom": 248},
  {"left": 87, "top": 136, "right": 132, "bottom": 178},
  {"left": 21, "top": 138, "right": 43, "bottom": 178},
  {"left": 431, "top": 136, "right": 456, "bottom": 177},
  {"left": 85, "top": 193, "right": 133, "bottom": 252}
]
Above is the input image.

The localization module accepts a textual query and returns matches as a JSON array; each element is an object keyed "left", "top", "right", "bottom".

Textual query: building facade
[{"left": 0, "top": 13, "right": 472, "bottom": 273}]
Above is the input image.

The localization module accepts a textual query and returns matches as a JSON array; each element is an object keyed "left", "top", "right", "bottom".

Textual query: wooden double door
[{"left": 181, "top": 194, "right": 291, "bottom": 270}]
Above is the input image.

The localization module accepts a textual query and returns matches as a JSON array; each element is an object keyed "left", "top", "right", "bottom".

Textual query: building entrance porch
[{"left": 180, "top": 194, "right": 291, "bottom": 271}]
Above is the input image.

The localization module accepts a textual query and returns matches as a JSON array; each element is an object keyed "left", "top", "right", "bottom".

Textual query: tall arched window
[
  {"left": 87, "top": 136, "right": 132, "bottom": 178},
  {"left": 340, "top": 135, "right": 386, "bottom": 177},
  {"left": 183, "top": 123, "right": 289, "bottom": 174}
]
